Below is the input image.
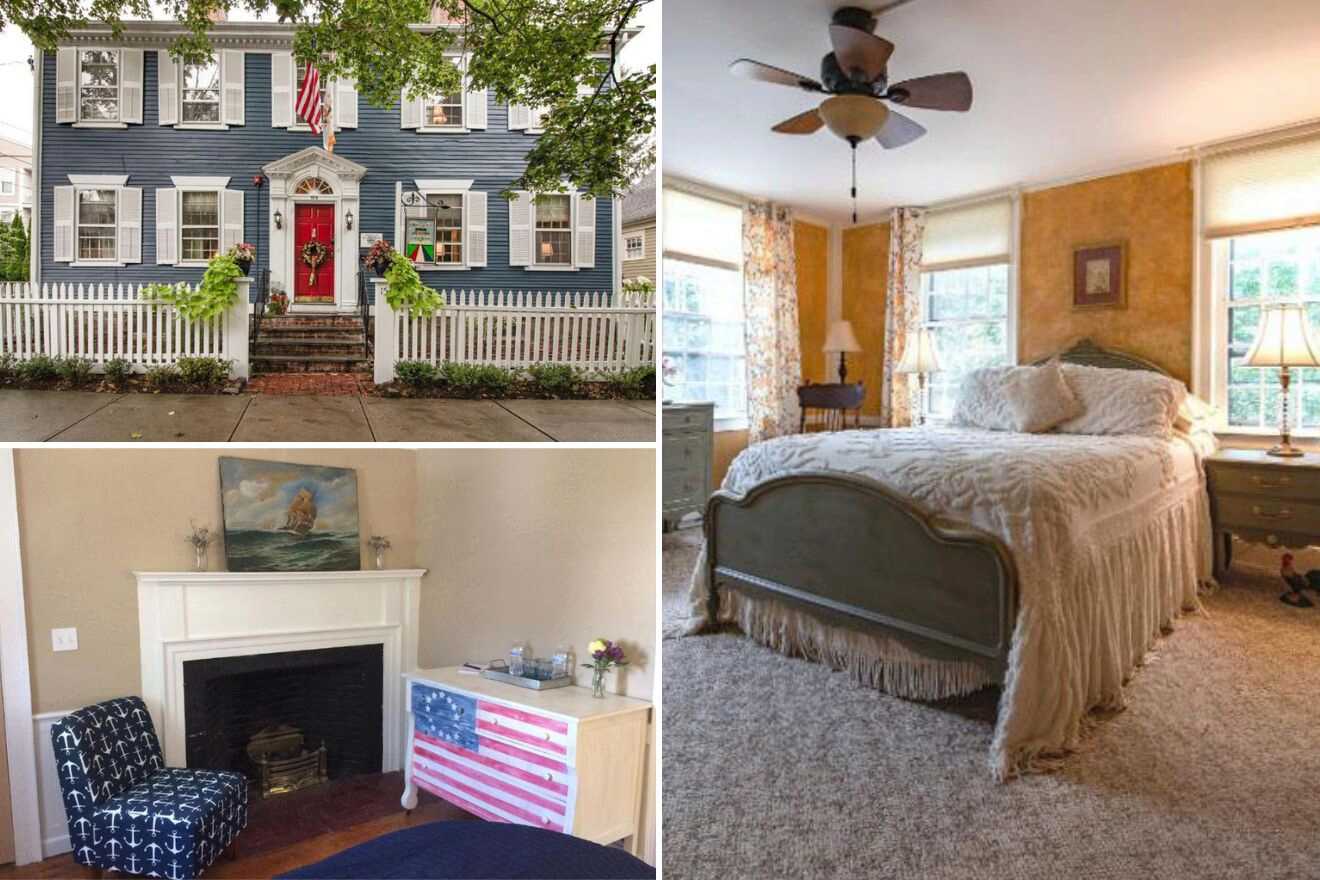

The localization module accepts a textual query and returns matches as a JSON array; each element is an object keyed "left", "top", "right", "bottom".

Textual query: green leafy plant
[
  {"left": 144, "top": 254, "right": 242, "bottom": 322},
  {"left": 383, "top": 255, "right": 445, "bottom": 318},
  {"left": 16, "top": 354, "right": 57, "bottom": 383},
  {"left": 604, "top": 364, "right": 655, "bottom": 399},
  {"left": 143, "top": 364, "right": 181, "bottom": 389},
  {"left": 176, "top": 357, "right": 231, "bottom": 387},
  {"left": 103, "top": 357, "right": 132, "bottom": 385},
  {"left": 0, "top": 352, "right": 16, "bottom": 380},
  {"left": 0, "top": 215, "right": 29, "bottom": 282},
  {"left": 439, "top": 363, "right": 515, "bottom": 398},
  {"left": 528, "top": 363, "right": 584, "bottom": 398},
  {"left": 394, "top": 359, "right": 439, "bottom": 387},
  {"left": 55, "top": 355, "right": 94, "bottom": 385}
]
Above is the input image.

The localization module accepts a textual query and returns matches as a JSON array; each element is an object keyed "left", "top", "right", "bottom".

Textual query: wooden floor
[{"left": 0, "top": 799, "right": 464, "bottom": 879}]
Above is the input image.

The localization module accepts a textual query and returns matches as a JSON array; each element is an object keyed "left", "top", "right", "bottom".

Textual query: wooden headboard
[{"left": 1033, "top": 338, "right": 1169, "bottom": 376}]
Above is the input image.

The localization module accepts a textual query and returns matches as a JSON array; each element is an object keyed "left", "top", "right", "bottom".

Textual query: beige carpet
[{"left": 662, "top": 528, "right": 1320, "bottom": 880}]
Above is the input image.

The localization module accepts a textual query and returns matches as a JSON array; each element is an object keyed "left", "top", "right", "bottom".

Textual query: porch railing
[
  {"left": 0, "top": 281, "right": 252, "bottom": 378},
  {"left": 372, "top": 285, "right": 656, "bottom": 384}
]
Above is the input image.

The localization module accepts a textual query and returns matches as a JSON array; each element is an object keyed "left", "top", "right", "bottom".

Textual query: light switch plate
[{"left": 51, "top": 627, "right": 78, "bottom": 652}]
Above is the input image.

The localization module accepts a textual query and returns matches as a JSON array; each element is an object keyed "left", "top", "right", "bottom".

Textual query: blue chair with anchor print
[{"left": 51, "top": 696, "right": 248, "bottom": 879}]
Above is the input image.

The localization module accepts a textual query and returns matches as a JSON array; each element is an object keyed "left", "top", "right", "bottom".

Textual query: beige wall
[
  {"left": 622, "top": 221, "right": 657, "bottom": 283},
  {"left": 842, "top": 221, "right": 891, "bottom": 416},
  {"left": 15, "top": 449, "right": 418, "bottom": 715}
]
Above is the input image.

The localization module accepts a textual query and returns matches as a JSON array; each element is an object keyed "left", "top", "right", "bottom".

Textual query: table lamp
[
  {"left": 895, "top": 328, "right": 941, "bottom": 425},
  {"left": 1243, "top": 303, "right": 1320, "bottom": 457},
  {"left": 823, "top": 320, "right": 862, "bottom": 383}
]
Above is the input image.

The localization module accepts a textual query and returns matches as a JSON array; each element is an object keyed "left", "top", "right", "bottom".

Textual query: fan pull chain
[{"left": 850, "top": 143, "right": 858, "bottom": 224}]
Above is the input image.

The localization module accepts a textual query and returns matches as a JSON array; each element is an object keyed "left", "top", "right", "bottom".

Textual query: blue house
[{"left": 31, "top": 19, "right": 621, "bottom": 316}]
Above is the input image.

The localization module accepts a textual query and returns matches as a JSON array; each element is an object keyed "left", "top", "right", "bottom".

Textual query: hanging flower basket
[{"left": 300, "top": 239, "right": 332, "bottom": 287}]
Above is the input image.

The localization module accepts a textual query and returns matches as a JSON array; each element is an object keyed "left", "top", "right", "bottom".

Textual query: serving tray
[{"left": 479, "top": 669, "right": 575, "bottom": 690}]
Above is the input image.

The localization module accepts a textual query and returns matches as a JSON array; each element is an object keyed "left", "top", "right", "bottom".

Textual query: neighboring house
[
  {"left": 620, "top": 171, "right": 655, "bottom": 284},
  {"left": 32, "top": 20, "right": 617, "bottom": 311},
  {"left": 0, "top": 136, "right": 34, "bottom": 227}
]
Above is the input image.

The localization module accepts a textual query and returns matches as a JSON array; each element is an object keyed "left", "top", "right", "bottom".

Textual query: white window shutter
[
  {"left": 401, "top": 89, "right": 421, "bottom": 130},
  {"left": 121, "top": 49, "right": 144, "bottom": 124},
  {"left": 464, "top": 190, "right": 488, "bottom": 267},
  {"left": 463, "top": 55, "right": 487, "bottom": 130},
  {"left": 55, "top": 49, "right": 76, "bottom": 124},
  {"left": 508, "top": 104, "right": 530, "bottom": 131},
  {"left": 155, "top": 188, "right": 178, "bottom": 265},
  {"left": 118, "top": 187, "right": 142, "bottom": 263},
  {"left": 53, "top": 186, "right": 74, "bottom": 262},
  {"left": 508, "top": 191, "right": 531, "bottom": 266},
  {"left": 335, "top": 77, "right": 358, "bottom": 129},
  {"left": 157, "top": 54, "right": 179, "bottom": 126},
  {"left": 222, "top": 50, "right": 245, "bottom": 126},
  {"left": 271, "top": 51, "right": 293, "bottom": 128},
  {"left": 574, "top": 193, "right": 596, "bottom": 268},
  {"left": 222, "top": 189, "right": 244, "bottom": 253}
]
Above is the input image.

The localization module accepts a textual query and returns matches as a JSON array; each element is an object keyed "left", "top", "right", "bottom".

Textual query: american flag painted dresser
[{"left": 402, "top": 667, "right": 652, "bottom": 855}]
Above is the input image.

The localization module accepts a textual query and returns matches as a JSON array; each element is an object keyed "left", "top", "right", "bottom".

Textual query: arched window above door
[{"left": 294, "top": 177, "right": 334, "bottom": 196}]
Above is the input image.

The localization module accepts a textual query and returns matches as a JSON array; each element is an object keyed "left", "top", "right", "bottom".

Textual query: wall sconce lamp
[
  {"left": 273, "top": 209, "right": 283, "bottom": 230},
  {"left": 346, "top": 209, "right": 354, "bottom": 231}
]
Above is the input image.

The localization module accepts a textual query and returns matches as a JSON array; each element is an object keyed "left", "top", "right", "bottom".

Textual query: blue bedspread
[{"left": 277, "top": 821, "right": 656, "bottom": 879}]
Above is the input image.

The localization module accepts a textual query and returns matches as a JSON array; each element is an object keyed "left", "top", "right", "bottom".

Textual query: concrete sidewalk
[{"left": 0, "top": 390, "right": 656, "bottom": 442}]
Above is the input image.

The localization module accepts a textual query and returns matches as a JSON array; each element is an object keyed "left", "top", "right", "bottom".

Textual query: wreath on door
[{"left": 300, "top": 239, "right": 332, "bottom": 288}]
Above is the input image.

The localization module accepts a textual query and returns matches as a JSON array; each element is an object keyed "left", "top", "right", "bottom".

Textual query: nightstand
[
  {"left": 1204, "top": 448, "right": 1320, "bottom": 579},
  {"left": 662, "top": 401, "right": 714, "bottom": 531}
]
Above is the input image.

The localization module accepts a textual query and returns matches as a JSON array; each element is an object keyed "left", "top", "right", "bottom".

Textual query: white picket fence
[
  {"left": 374, "top": 286, "right": 656, "bottom": 383},
  {"left": 0, "top": 281, "right": 252, "bottom": 376}
]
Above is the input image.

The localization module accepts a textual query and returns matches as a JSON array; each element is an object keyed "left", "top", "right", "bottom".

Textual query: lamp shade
[
  {"left": 817, "top": 95, "right": 890, "bottom": 142},
  {"left": 823, "top": 320, "right": 862, "bottom": 353},
  {"left": 895, "top": 328, "right": 941, "bottom": 374},
  {"left": 1243, "top": 304, "right": 1320, "bottom": 367}
]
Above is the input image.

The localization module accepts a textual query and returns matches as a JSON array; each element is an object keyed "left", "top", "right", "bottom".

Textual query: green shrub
[
  {"left": 440, "top": 363, "right": 514, "bottom": 398},
  {"left": 527, "top": 364, "right": 584, "bottom": 398},
  {"left": 103, "top": 358, "right": 132, "bottom": 385},
  {"left": 143, "top": 253, "right": 242, "bottom": 323},
  {"left": 143, "top": 364, "right": 180, "bottom": 389},
  {"left": 604, "top": 364, "right": 656, "bottom": 399},
  {"left": 0, "top": 352, "right": 15, "bottom": 380},
  {"left": 383, "top": 255, "right": 445, "bottom": 317},
  {"left": 176, "top": 357, "right": 231, "bottom": 387},
  {"left": 56, "top": 356, "right": 94, "bottom": 385},
  {"left": 394, "top": 359, "right": 438, "bottom": 387},
  {"left": 16, "top": 355, "right": 58, "bottom": 383}
]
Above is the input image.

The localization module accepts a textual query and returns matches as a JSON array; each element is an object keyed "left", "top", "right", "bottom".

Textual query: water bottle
[
  {"left": 509, "top": 643, "right": 526, "bottom": 676},
  {"left": 552, "top": 645, "right": 572, "bottom": 679}
]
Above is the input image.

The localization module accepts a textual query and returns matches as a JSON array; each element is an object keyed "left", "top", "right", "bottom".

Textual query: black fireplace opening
[{"left": 184, "top": 644, "right": 384, "bottom": 786}]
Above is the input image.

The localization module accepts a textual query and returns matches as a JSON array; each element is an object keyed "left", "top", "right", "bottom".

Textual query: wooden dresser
[
  {"left": 662, "top": 402, "right": 714, "bottom": 530},
  {"left": 1205, "top": 448, "right": 1320, "bottom": 578},
  {"left": 401, "top": 667, "right": 652, "bottom": 855}
]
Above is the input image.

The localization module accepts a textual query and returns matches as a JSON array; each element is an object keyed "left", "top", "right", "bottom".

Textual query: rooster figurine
[{"left": 1280, "top": 553, "right": 1314, "bottom": 607}]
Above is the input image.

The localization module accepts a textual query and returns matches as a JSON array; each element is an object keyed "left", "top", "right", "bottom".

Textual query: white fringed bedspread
[{"left": 681, "top": 427, "right": 1217, "bottom": 780}]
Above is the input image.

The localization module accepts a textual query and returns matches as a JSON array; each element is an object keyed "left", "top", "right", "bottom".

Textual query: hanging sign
[{"left": 405, "top": 218, "right": 435, "bottom": 263}]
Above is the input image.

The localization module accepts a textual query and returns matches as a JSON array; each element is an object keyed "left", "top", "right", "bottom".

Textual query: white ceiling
[{"left": 663, "top": 0, "right": 1320, "bottom": 223}]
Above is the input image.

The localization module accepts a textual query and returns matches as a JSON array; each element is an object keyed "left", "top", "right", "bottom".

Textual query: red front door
[{"left": 293, "top": 204, "right": 336, "bottom": 303}]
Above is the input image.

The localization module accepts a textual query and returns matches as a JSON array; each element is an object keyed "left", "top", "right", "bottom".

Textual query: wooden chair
[{"left": 797, "top": 382, "right": 865, "bottom": 433}]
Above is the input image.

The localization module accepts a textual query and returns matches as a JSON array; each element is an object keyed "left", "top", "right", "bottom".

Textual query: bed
[
  {"left": 277, "top": 821, "right": 656, "bottom": 879},
  {"left": 681, "top": 340, "right": 1217, "bottom": 780}
]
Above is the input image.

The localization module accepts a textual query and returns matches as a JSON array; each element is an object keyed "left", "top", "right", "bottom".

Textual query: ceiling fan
[{"left": 730, "top": 5, "right": 973, "bottom": 222}]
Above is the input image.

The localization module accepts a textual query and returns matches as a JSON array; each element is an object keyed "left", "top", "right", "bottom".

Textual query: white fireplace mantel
[{"left": 134, "top": 568, "right": 426, "bottom": 772}]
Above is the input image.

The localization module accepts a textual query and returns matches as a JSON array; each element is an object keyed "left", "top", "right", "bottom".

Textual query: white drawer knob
[
  {"left": 542, "top": 732, "right": 552, "bottom": 741},
  {"left": 541, "top": 816, "right": 551, "bottom": 825},
  {"left": 545, "top": 772, "right": 554, "bottom": 781}
]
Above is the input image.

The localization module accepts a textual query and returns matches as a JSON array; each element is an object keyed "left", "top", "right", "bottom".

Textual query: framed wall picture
[
  {"left": 1073, "top": 241, "right": 1127, "bottom": 309},
  {"left": 219, "top": 457, "right": 361, "bottom": 572}
]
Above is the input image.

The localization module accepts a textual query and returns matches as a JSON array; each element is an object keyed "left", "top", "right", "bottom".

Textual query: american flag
[{"left": 295, "top": 62, "right": 325, "bottom": 135}]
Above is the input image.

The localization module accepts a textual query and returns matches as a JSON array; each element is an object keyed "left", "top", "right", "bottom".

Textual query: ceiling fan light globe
[{"left": 818, "top": 95, "right": 889, "bottom": 142}]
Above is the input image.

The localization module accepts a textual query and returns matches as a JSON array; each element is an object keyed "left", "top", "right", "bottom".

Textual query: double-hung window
[
  {"left": 76, "top": 189, "right": 118, "bottom": 261},
  {"left": 1201, "top": 134, "right": 1320, "bottom": 434},
  {"left": 405, "top": 193, "right": 465, "bottom": 266},
  {"left": 918, "top": 197, "right": 1017, "bottom": 419},
  {"left": 534, "top": 195, "right": 572, "bottom": 266},
  {"left": 625, "top": 234, "right": 644, "bottom": 261},
  {"left": 179, "top": 191, "right": 220, "bottom": 263},
  {"left": 0, "top": 169, "right": 14, "bottom": 196},
  {"left": 425, "top": 90, "right": 464, "bottom": 129},
  {"left": 181, "top": 56, "right": 221, "bottom": 124},
  {"left": 78, "top": 50, "right": 120, "bottom": 122},
  {"left": 661, "top": 188, "right": 747, "bottom": 425}
]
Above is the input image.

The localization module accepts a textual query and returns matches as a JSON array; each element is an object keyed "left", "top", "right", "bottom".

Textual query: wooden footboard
[{"left": 705, "top": 472, "right": 1019, "bottom": 679}]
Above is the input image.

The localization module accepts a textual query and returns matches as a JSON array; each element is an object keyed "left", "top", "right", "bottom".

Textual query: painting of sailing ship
[{"left": 219, "top": 458, "right": 361, "bottom": 572}]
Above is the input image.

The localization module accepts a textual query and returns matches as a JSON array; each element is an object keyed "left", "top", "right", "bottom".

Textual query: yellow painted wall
[
  {"left": 1018, "top": 161, "right": 1194, "bottom": 383},
  {"left": 842, "top": 222, "right": 890, "bottom": 416},
  {"left": 795, "top": 220, "right": 830, "bottom": 386}
]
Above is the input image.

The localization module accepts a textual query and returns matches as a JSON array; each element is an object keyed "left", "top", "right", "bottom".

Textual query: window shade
[
  {"left": 1202, "top": 134, "right": 1320, "bottom": 239},
  {"left": 663, "top": 189, "right": 742, "bottom": 267},
  {"left": 921, "top": 198, "right": 1012, "bottom": 271}
]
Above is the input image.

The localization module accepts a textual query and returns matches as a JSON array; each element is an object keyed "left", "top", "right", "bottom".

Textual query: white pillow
[
  {"left": 951, "top": 363, "right": 1083, "bottom": 433},
  {"left": 1174, "top": 392, "right": 1218, "bottom": 432},
  {"left": 1054, "top": 363, "right": 1187, "bottom": 438}
]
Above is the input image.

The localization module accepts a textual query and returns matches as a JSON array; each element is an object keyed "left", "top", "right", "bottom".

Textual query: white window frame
[
  {"left": 170, "top": 175, "right": 232, "bottom": 267},
  {"left": 406, "top": 179, "right": 474, "bottom": 270},
  {"left": 289, "top": 61, "right": 329, "bottom": 133},
  {"left": 177, "top": 190, "right": 222, "bottom": 265},
  {"left": 75, "top": 187, "right": 119, "bottom": 264},
  {"left": 527, "top": 105, "right": 549, "bottom": 134},
  {"left": 76, "top": 48, "right": 123, "bottom": 127},
  {"left": 418, "top": 55, "right": 468, "bottom": 134},
  {"left": 177, "top": 53, "right": 223, "bottom": 129},
  {"left": 66, "top": 174, "right": 130, "bottom": 267},
  {"left": 661, "top": 254, "right": 749, "bottom": 431},
  {"left": 624, "top": 232, "right": 644, "bottom": 261},
  {"left": 0, "top": 169, "right": 14, "bottom": 196},
  {"left": 532, "top": 193, "right": 574, "bottom": 269}
]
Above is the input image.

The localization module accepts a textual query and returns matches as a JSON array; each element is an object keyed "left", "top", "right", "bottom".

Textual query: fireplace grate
[{"left": 246, "top": 724, "right": 328, "bottom": 798}]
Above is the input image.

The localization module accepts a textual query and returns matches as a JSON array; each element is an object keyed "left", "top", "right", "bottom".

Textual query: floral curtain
[
  {"left": 743, "top": 202, "right": 802, "bottom": 444},
  {"left": 881, "top": 206, "right": 926, "bottom": 427}
]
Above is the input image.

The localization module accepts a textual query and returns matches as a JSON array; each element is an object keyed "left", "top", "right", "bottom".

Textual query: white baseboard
[{"left": 32, "top": 709, "right": 73, "bottom": 858}]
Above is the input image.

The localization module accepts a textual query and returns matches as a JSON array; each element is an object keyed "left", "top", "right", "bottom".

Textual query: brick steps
[{"left": 252, "top": 314, "right": 371, "bottom": 374}]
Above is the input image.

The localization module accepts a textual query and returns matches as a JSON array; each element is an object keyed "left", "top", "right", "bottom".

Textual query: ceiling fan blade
[
  {"left": 887, "top": 72, "right": 973, "bottom": 111},
  {"left": 730, "top": 59, "right": 823, "bottom": 92},
  {"left": 829, "top": 24, "right": 895, "bottom": 82},
  {"left": 771, "top": 108, "right": 824, "bottom": 135},
  {"left": 874, "top": 109, "right": 926, "bottom": 149}
]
